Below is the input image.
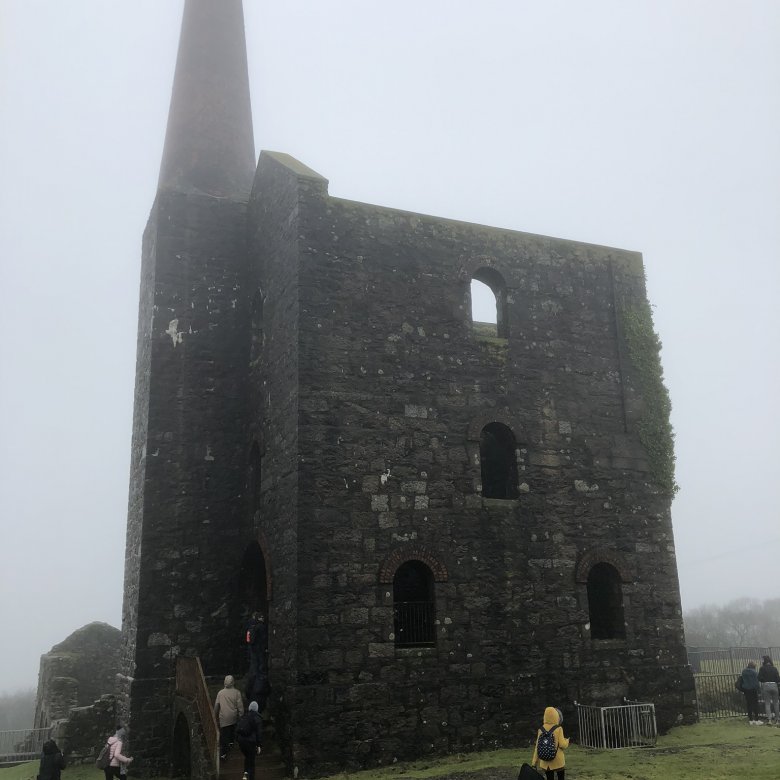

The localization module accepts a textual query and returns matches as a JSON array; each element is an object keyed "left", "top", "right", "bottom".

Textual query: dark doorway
[
  {"left": 393, "top": 560, "right": 436, "bottom": 647},
  {"left": 587, "top": 562, "right": 626, "bottom": 639},
  {"left": 479, "top": 422, "right": 519, "bottom": 499},
  {"left": 171, "top": 713, "right": 191, "bottom": 779},
  {"left": 237, "top": 542, "right": 269, "bottom": 672},
  {"left": 239, "top": 541, "right": 268, "bottom": 617}
]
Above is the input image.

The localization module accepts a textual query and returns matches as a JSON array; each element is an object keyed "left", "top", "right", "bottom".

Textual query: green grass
[
  {"left": 325, "top": 721, "right": 780, "bottom": 780},
  {"left": 3, "top": 722, "right": 778, "bottom": 780}
]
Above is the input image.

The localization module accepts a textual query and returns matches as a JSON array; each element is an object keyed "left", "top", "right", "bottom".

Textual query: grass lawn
[{"left": 2, "top": 721, "right": 778, "bottom": 780}]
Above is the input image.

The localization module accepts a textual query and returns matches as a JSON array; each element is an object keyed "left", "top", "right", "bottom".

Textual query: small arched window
[
  {"left": 587, "top": 563, "right": 626, "bottom": 639},
  {"left": 479, "top": 422, "right": 519, "bottom": 499},
  {"left": 470, "top": 267, "right": 508, "bottom": 338},
  {"left": 393, "top": 560, "right": 436, "bottom": 647}
]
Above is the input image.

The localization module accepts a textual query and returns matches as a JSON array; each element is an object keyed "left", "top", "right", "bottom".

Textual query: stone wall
[
  {"left": 120, "top": 186, "right": 252, "bottom": 774},
  {"left": 247, "top": 153, "right": 694, "bottom": 775},
  {"left": 35, "top": 622, "right": 121, "bottom": 730},
  {"left": 53, "top": 694, "right": 117, "bottom": 764}
]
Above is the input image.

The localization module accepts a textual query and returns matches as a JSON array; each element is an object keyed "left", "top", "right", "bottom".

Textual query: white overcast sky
[{"left": 1, "top": 1, "right": 778, "bottom": 694}]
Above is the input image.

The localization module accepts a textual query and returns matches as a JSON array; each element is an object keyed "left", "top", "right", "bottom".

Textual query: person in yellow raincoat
[{"left": 531, "top": 706, "right": 570, "bottom": 779}]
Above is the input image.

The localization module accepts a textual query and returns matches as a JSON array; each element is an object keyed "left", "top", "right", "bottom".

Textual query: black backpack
[
  {"left": 536, "top": 724, "right": 559, "bottom": 762},
  {"left": 235, "top": 713, "right": 254, "bottom": 739}
]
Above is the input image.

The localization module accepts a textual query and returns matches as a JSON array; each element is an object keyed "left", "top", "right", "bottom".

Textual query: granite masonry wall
[
  {"left": 35, "top": 623, "right": 121, "bottom": 730},
  {"left": 246, "top": 154, "right": 694, "bottom": 775},
  {"left": 120, "top": 188, "right": 252, "bottom": 772},
  {"left": 122, "top": 152, "right": 693, "bottom": 778}
]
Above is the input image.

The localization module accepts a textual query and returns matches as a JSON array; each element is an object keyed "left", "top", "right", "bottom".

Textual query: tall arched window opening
[
  {"left": 393, "top": 560, "right": 436, "bottom": 647},
  {"left": 479, "top": 422, "right": 519, "bottom": 499},
  {"left": 587, "top": 563, "right": 626, "bottom": 639},
  {"left": 470, "top": 267, "right": 508, "bottom": 338}
]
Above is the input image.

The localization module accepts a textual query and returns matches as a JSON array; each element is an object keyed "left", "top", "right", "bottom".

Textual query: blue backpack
[{"left": 536, "top": 724, "right": 559, "bottom": 762}]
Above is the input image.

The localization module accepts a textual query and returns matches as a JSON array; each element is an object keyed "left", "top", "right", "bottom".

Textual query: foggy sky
[{"left": 1, "top": 0, "right": 778, "bottom": 695}]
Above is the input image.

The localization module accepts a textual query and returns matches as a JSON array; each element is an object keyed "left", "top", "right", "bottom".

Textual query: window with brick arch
[
  {"left": 470, "top": 267, "right": 508, "bottom": 338},
  {"left": 587, "top": 562, "right": 626, "bottom": 639},
  {"left": 479, "top": 422, "right": 519, "bottom": 499},
  {"left": 393, "top": 560, "right": 436, "bottom": 647}
]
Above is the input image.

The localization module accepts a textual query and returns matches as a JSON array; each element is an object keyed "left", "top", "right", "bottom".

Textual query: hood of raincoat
[
  {"left": 543, "top": 706, "right": 561, "bottom": 727},
  {"left": 42, "top": 740, "right": 59, "bottom": 755}
]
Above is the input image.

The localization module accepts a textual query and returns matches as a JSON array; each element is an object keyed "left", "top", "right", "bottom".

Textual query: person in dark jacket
[
  {"left": 740, "top": 661, "right": 761, "bottom": 724},
  {"left": 236, "top": 700, "right": 263, "bottom": 780},
  {"left": 38, "top": 739, "right": 66, "bottom": 780},
  {"left": 757, "top": 655, "right": 780, "bottom": 725}
]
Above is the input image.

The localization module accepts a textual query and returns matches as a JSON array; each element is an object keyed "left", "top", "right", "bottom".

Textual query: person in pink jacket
[{"left": 104, "top": 726, "right": 133, "bottom": 780}]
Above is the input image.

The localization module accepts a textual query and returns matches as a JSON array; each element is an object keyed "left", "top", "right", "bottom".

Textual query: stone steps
[
  {"left": 210, "top": 678, "right": 285, "bottom": 779},
  {"left": 219, "top": 743, "right": 286, "bottom": 780}
]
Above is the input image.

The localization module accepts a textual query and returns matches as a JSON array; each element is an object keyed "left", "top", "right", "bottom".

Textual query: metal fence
[
  {"left": 687, "top": 646, "right": 780, "bottom": 675},
  {"left": 0, "top": 727, "right": 52, "bottom": 766},
  {"left": 576, "top": 701, "right": 657, "bottom": 749},
  {"left": 687, "top": 646, "right": 780, "bottom": 719},
  {"left": 693, "top": 673, "right": 756, "bottom": 719}
]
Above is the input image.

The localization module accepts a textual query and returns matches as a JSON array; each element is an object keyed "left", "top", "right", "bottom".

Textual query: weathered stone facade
[
  {"left": 34, "top": 622, "right": 121, "bottom": 729},
  {"left": 120, "top": 1, "right": 694, "bottom": 776}
]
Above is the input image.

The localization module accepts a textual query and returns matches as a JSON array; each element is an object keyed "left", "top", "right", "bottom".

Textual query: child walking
[{"left": 531, "top": 706, "right": 570, "bottom": 780}]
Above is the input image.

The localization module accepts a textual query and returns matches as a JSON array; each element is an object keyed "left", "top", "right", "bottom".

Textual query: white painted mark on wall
[{"left": 165, "top": 319, "right": 183, "bottom": 347}]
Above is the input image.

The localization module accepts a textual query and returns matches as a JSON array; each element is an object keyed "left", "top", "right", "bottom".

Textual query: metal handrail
[{"left": 176, "top": 657, "right": 219, "bottom": 773}]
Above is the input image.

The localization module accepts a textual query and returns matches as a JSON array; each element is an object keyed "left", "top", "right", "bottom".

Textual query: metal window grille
[
  {"left": 576, "top": 701, "right": 657, "bottom": 749},
  {"left": 394, "top": 600, "right": 435, "bottom": 646},
  {"left": 0, "top": 727, "right": 53, "bottom": 765}
]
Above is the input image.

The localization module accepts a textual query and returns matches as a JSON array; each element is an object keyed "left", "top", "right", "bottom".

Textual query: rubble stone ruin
[{"left": 118, "top": 0, "right": 695, "bottom": 776}]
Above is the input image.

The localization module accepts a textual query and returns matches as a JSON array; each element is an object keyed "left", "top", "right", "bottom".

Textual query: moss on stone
[{"left": 620, "top": 300, "right": 679, "bottom": 495}]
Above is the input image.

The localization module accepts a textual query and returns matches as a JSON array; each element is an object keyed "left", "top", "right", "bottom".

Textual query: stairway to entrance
[{"left": 208, "top": 678, "right": 286, "bottom": 780}]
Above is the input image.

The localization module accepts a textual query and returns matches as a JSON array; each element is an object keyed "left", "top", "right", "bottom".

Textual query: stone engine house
[{"left": 119, "top": 1, "right": 695, "bottom": 775}]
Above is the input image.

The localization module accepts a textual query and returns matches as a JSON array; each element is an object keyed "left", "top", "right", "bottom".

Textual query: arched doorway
[
  {"left": 237, "top": 541, "right": 270, "bottom": 673},
  {"left": 171, "top": 713, "right": 191, "bottom": 779}
]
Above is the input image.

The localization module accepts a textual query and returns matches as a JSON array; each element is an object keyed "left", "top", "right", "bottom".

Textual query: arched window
[
  {"left": 479, "top": 422, "right": 519, "bottom": 499},
  {"left": 393, "top": 560, "right": 436, "bottom": 647},
  {"left": 587, "top": 563, "right": 626, "bottom": 639},
  {"left": 470, "top": 267, "right": 508, "bottom": 338}
]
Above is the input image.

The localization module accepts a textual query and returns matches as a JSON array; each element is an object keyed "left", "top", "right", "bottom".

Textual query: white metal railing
[
  {"left": 576, "top": 700, "right": 657, "bottom": 749},
  {"left": 0, "top": 727, "right": 53, "bottom": 765}
]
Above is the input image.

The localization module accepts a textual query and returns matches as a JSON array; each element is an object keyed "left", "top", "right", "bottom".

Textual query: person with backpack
[
  {"left": 38, "top": 739, "right": 66, "bottom": 780},
  {"left": 103, "top": 726, "right": 133, "bottom": 780},
  {"left": 235, "top": 700, "right": 263, "bottom": 780},
  {"left": 531, "top": 706, "right": 569, "bottom": 780},
  {"left": 739, "top": 661, "right": 761, "bottom": 724},
  {"left": 758, "top": 655, "right": 780, "bottom": 725}
]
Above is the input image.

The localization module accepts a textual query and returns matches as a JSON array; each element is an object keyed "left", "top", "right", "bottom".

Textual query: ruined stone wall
[
  {"left": 121, "top": 189, "right": 251, "bottom": 773},
  {"left": 277, "top": 178, "right": 693, "bottom": 773},
  {"left": 35, "top": 623, "right": 121, "bottom": 730},
  {"left": 54, "top": 694, "right": 117, "bottom": 764}
]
